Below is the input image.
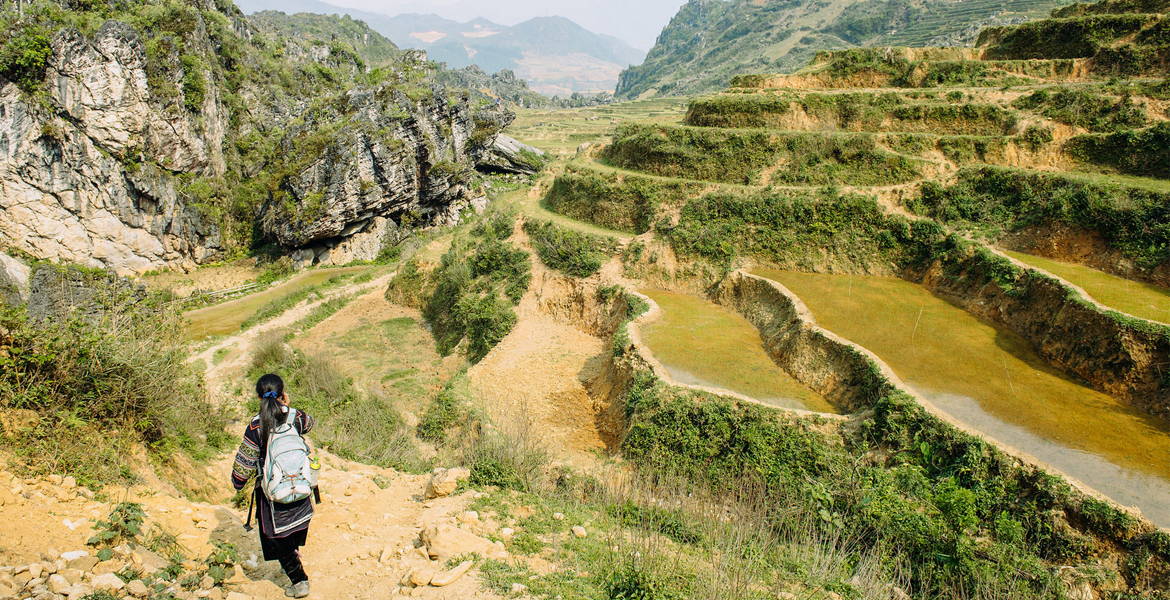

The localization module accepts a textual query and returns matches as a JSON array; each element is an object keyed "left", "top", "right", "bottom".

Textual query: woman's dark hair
[{"left": 256, "top": 373, "right": 285, "bottom": 442}]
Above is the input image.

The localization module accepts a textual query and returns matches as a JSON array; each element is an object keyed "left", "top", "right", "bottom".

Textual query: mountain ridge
[{"left": 236, "top": 0, "right": 645, "bottom": 94}]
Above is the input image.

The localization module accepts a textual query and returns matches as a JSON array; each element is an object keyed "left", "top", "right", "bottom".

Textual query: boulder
[
  {"left": 48, "top": 574, "right": 70, "bottom": 593},
  {"left": 125, "top": 579, "right": 149, "bottom": 598},
  {"left": 424, "top": 467, "right": 470, "bottom": 499},
  {"left": 477, "top": 134, "right": 546, "bottom": 175},
  {"left": 64, "top": 583, "right": 94, "bottom": 600},
  {"left": 129, "top": 547, "right": 170, "bottom": 575},
  {"left": 419, "top": 523, "right": 508, "bottom": 562},
  {"left": 409, "top": 569, "right": 435, "bottom": 587},
  {"left": 65, "top": 555, "right": 98, "bottom": 573},
  {"left": 571, "top": 526, "right": 587, "bottom": 538}
]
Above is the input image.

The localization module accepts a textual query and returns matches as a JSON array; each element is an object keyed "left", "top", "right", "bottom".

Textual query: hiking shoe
[{"left": 286, "top": 581, "right": 310, "bottom": 598}]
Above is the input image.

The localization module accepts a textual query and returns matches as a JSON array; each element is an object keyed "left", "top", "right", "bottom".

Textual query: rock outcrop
[
  {"left": 261, "top": 83, "right": 511, "bottom": 251},
  {"left": 0, "top": 5, "right": 511, "bottom": 275},
  {"left": 477, "top": 134, "right": 546, "bottom": 175}
]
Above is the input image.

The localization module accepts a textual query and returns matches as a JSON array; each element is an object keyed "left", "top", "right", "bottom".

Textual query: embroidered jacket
[
  {"left": 231, "top": 407, "right": 315, "bottom": 490},
  {"left": 231, "top": 406, "right": 316, "bottom": 538}
]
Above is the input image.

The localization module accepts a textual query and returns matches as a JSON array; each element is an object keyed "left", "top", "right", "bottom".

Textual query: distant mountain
[
  {"left": 236, "top": 0, "right": 646, "bottom": 95},
  {"left": 616, "top": 0, "right": 1076, "bottom": 100}
]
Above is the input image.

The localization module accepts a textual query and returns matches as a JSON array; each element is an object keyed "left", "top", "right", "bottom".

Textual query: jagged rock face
[
  {"left": 0, "top": 11, "right": 512, "bottom": 274},
  {"left": 52, "top": 22, "right": 225, "bottom": 174},
  {"left": 0, "top": 23, "right": 225, "bottom": 275},
  {"left": 263, "top": 85, "right": 512, "bottom": 249}
]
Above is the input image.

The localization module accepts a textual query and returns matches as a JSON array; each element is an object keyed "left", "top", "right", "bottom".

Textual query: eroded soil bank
[
  {"left": 756, "top": 268, "right": 1170, "bottom": 526},
  {"left": 638, "top": 289, "right": 834, "bottom": 413}
]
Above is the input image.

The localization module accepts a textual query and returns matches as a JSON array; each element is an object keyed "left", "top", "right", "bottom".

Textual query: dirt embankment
[
  {"left": 912, "top": 256, "right": 1170, "bottom": 422},
  {"left": 709, "top": 272, "right": 894, "bottom": 413},
  {"left": 999, "top": 223, "right": 1170, "bottom": 288}
]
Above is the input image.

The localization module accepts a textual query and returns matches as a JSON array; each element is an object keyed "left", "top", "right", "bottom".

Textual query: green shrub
[
  {"left": 0, "top": 273, "right": 228, "bottom": 488},
  {"left": 417, "top": 374, "right": 470, "bottom": 442},
  {"left": 180, "top": 54, "right": 206, "bottom": 112},
  {"left": 523, "top": 220, "right": 617, "bottom": 278},
  {"left": 543, "top": 172, "right": 685, "bottom": 234},
  {"left": 418, "top": 230, "right": 530, "bottom": 362},
  {"left": 1011, "top": 87, "right": 1147, "bottom": 132},
  {"left": 0, "top": 26, "right": 51, "bottom": 93},
  {"left": 604, "top": 124, "right": 783, "bottom": 185}
]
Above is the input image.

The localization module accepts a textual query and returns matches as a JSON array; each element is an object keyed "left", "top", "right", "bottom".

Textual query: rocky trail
[{"left": 0, "top": 268, "right": 592, "bottom": 600}]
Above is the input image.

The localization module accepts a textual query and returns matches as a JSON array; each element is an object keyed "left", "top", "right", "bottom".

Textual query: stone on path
[
  {"left": 424, "top": 467, "right": 470, "bottom": 499},
  {"left": 91, "top": 572, "right": 125, "bottom": 591},
  {"left": 420, "top": 523, "right": 508, "bottom": 562},
  {"left": 410, "top": 568, "right": 435, "bottom": 587},
  {"left": 126, "top": 579, "right": 150, "bottom": 597},
  {"left": 430, "top": 560, "right": 473, "bottom": 587}
]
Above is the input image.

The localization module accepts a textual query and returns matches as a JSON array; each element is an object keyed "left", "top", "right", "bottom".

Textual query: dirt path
[{"left": 192, "top": 272, "right": 397, "bottom": 406}]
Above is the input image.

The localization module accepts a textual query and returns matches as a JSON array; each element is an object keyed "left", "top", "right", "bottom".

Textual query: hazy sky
[{"left": 320, "top": 0, "right": 689, "bottom": 50}]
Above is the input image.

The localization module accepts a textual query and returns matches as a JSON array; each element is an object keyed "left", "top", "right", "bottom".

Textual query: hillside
[
  {"left": 248, "top": 11, "right": 400, "bottom": 67},
  {"left": 615, "top": 0, "right": 1077, "bottom": 100},
  {"left": 0, "top": 0, "right": 524, "bottom": 276}
]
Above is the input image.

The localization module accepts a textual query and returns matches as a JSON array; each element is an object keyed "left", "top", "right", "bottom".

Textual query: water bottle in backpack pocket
[{"left": 261, "top": 408, "right": 315, "bottom": 504}]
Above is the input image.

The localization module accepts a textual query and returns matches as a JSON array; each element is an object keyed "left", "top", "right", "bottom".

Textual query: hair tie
[{"left": 263, "top": 390, "right": 280, "bottom": 400}]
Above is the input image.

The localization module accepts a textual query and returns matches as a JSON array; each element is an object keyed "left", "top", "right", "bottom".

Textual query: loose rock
[
  {"left": 424, "top": 468, "right": 471, "bottom": 499},
  {"left": 430, "top": 561, "right": 473, "bottom": 587},
  {"left": 91, "top": 573, "right": 125, "bottom": 592}
]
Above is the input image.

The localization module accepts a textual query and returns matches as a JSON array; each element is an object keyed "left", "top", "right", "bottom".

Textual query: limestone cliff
[{"left": 0, "top": 0, "right": 511, "bottom": 275}]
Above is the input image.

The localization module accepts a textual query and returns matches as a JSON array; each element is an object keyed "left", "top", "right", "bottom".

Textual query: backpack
[{"left": 261, "top": 408, "right": 315, "bottom": 504}]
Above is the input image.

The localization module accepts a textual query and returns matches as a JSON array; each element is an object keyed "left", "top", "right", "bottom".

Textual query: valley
[{"left": 1, "top": 0, "right": 1170, "bottom": 598}]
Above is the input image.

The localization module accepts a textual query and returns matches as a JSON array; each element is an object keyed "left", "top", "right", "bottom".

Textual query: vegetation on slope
[
  {"left": 523, "top": 220, "right": 619, "bottom": 278},
  {"left": 912, "top": 166, "right": 1170, "bottom": 268},
  {"left": 615, "top": 0, "right": 1072, "bottom": 99},
  {"left": 0, "top": 266, "right": 230, "bottom": 490},
  {"left": 618, "top": 370, "right": 1164, "bottom": 599},
  {"left": 687, "top": 91, "right": 1019, "bottom": 135},
  {"left": 978, "top": 13, "right": 1170, "bottom": 76},
  {"left": 249, "top": 10, "right": 400, "bottom": 67},
  {"left": 543, "top": 170, "right": 699, "bottom": 234},
  {"left": 386, "top": 211, "right": 530, "bottom": 364},
  {"left": 605, "top": 124, "right": 921, "bottom": 186}
]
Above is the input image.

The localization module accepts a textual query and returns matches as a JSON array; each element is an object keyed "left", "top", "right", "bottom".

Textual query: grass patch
[
  {"left": 238, "top": 274, "right": 350, "bottom": 330},
  {"left": 248, "top": 329, "right": 428, "bottom": 473}
]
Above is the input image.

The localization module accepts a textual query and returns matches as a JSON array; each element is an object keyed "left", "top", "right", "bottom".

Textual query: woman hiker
[{"left": 232, "top": 374, "right": 315, "bottom": 598}]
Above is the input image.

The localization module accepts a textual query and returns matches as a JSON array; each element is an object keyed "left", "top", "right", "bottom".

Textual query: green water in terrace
[
  {"left": 1004, "top": 250, "right": 1170, "bottom": 325},
  {"left": 638, "top": 289, "right": 837, "bottom": 414},
  {"left": 752, "top": 268, "right": 1170, "bottom": 526},
  {"left": 184, "top": 266, "right": 369, "bottom": 340}
]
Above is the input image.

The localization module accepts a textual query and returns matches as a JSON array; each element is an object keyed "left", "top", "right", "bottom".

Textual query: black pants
[{"left": 260, "top": 529, "right": 309, "bottom": 584}]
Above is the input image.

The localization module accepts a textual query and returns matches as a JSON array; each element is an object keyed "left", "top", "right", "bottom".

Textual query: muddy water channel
[
  {"left": 753, "top": 269, "right": 1170, "bottom": 526},
  {"left": 639, "top": 290, "right": 836, "bottom": 413},
  {"left": 1005, "top": 251, "right": 1170, "bottom": 324}
]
